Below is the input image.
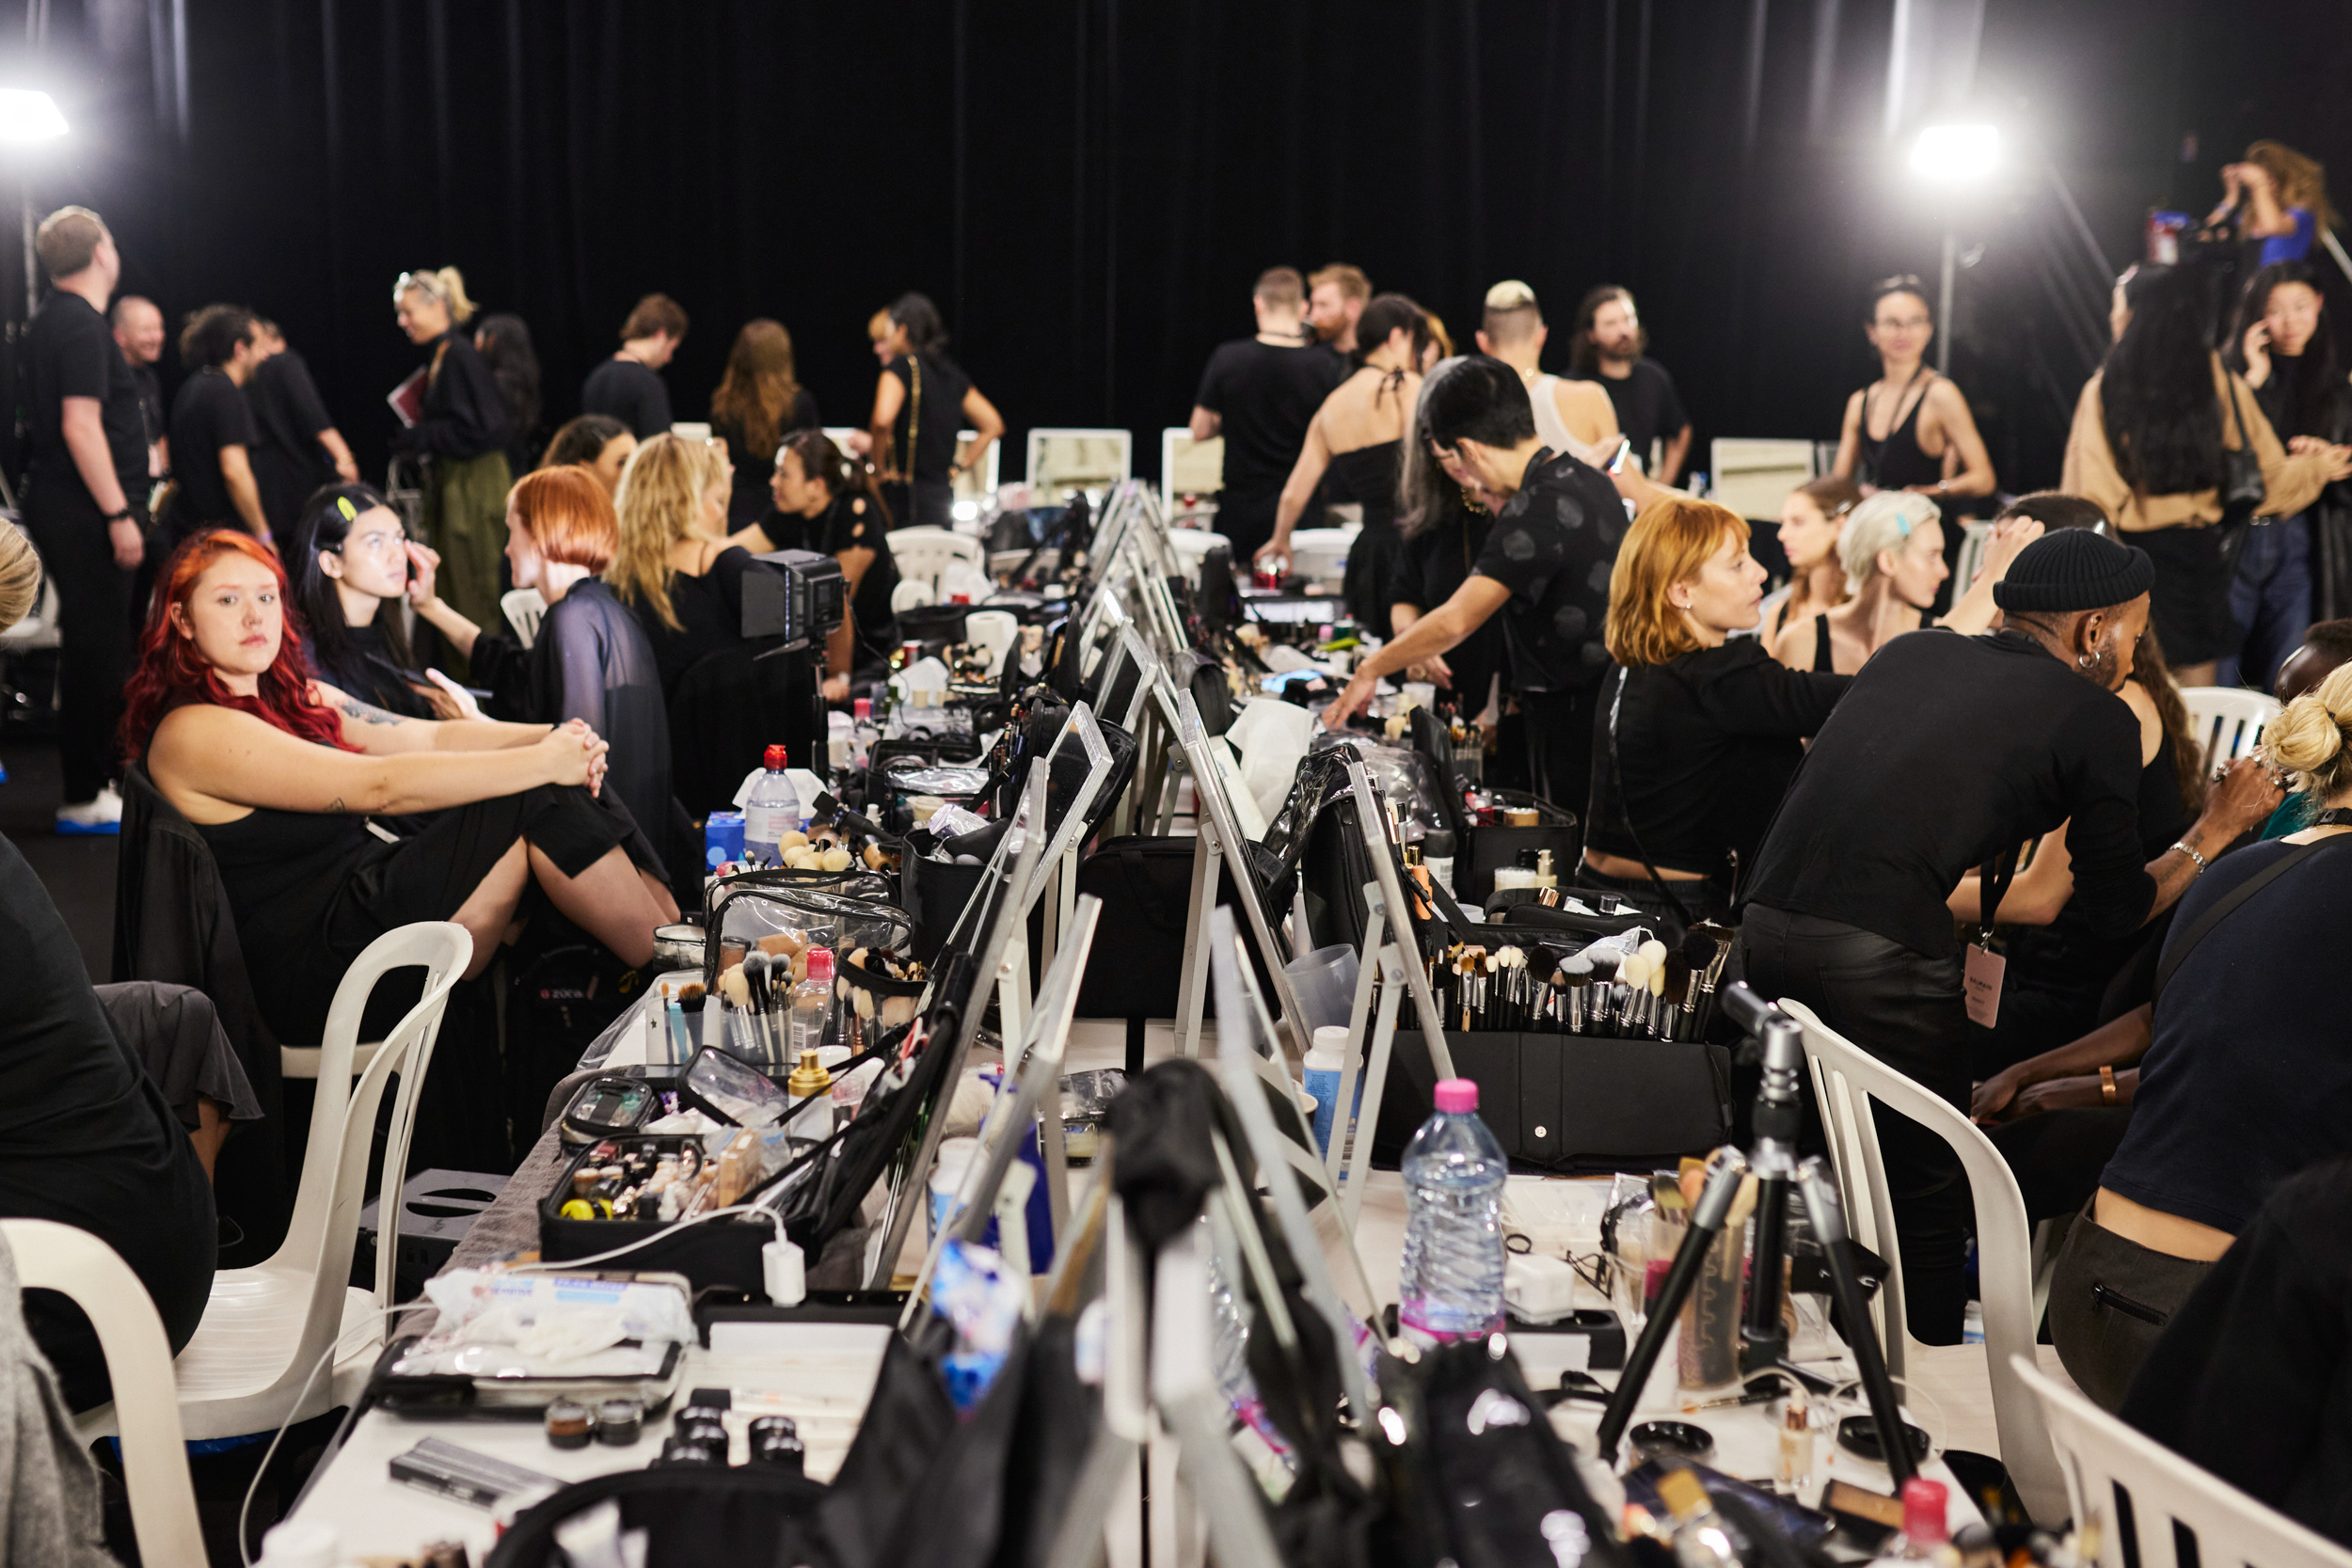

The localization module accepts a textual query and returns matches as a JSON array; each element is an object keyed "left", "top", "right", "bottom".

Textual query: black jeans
[
  {"left": 1519, "top": 686, "right": 1597, "bottom": 829},
  {"left": 24, "top": 491, "right": 133, "bottom": 805},
  {"left": 1739, "top": 903, "right": 1974, "bottom": 1345}
]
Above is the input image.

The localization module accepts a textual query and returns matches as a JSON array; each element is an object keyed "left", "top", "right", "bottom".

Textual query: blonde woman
[
  {"left": 709, "top": 320, "right": 819, "bottom": 527},
  {"left": 389, "top": 266, "right": 511, "bottom": 675},
  {"left": 1771, "top": 490, "right": 2035, "bottom": 674},
  {"left": 604, "top": 432, "right": 759, "bottom": 700}
]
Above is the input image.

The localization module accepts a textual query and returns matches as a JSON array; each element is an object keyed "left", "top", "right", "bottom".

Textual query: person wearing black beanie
[{"left": 1738, "top": 522, "right": 2283, "bottom": 1345}]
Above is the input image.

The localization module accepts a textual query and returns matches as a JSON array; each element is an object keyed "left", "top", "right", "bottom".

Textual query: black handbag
[{"left": 2217, "top": 374, "right": 2269, "bottom": 575}]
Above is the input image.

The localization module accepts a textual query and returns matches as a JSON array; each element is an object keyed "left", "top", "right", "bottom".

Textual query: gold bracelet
[{"left": 2100, "top": 1065, "right": 2119, "bottom": 1104}]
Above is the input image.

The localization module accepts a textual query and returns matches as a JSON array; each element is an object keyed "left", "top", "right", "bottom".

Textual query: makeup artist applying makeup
[
  {"left": 2047, "top": 660, "right": 2352, "bottom": 1409},
  {"left": 1736, "top": 529, "right": 2283, "bottom": 1343}
]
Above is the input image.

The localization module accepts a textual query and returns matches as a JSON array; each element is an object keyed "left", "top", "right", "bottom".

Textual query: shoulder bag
[{"left": 2214, "top": 373, "right": 2269, "bottom": 576}]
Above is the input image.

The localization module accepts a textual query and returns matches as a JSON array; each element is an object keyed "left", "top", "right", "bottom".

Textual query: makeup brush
[
  {"left": 1687, "top": 921, "right": 1737, "bottom": 1037},
  {"left": 1676, "top": 930, "right": 1715, "bottom": 1039},
  {"left": 1658, "top": 952, "right": 1692, "bottom": 1039},
  {"left": 1561, "top": 951, "right": 1594, "bottom": 1034}
]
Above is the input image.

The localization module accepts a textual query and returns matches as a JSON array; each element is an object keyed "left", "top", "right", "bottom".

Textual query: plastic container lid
[
  {"left": 1899, "top": 1477, "right": 1950, "bottom": 1543},
  {"left": 762, "top": 743, "right": 789, "bottom": 770},
  {"left": 1433, "top": 1078, "right": 1478, "bottom": 1114},
  {"left": 1422, "top": 829, "right": 1456, "bottom": 857},
  {"left": 805, "top": 946, "right": 834, "bottom": 983},
  {"left": 1305, "top": 1025, "right": 1348, "bottom": 1071}
]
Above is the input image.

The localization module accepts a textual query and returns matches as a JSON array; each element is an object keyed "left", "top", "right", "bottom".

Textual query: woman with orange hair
[
  {"left": 1576, "top": 499, "right": 1853, "bottom": 923},
  {"left": 128, "top": 529, "right": 675, "bottom": 1045},
  {"left": 411, "top": 466, "right": 678, "bottom": 869}
]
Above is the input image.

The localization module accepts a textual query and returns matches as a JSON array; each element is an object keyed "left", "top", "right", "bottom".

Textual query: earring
[{"left": 2078, "top": 652, "right": 2094, "bottom": 668}]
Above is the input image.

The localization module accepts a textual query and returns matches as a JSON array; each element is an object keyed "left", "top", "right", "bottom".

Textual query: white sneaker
[{"left": 56, "top": 791, "right": 122, "bottom": 834}]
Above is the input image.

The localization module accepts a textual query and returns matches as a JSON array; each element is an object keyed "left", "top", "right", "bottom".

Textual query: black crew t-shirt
[
  {"left": 24, "top": 292, "right": 149, "bottom": 513},
  {"left": 169, "top": 369, "right": 261, "bottom": 527},
  {"left": 581, "top": 357, "right": 674, "bottom": 439},
  {"left": 1469, "top": 449, "right": 1629, "bottom": 694},
  {"left": 1584, "top": 641, "right": 1850, "bottom": 878},
  {"left": 2099, "top": 835, "right": 2352, "bottom": 1233},
  {"left": 1193, "top": 339, "right": 1344, "bottom": 502},
  {"left": 1569, "top": 358, "right": 1689, "bottom": 467},
  {"left": 1743, "top": 627, "right": 2155, "bottom": 958}
]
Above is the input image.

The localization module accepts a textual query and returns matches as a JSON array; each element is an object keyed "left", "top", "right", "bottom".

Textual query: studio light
[
  {"left": 1910, "top": 122, "right": 1998, "bottom": 183},
  {"left": 0, "top": 89, "right": 67, "bottom": 145}
]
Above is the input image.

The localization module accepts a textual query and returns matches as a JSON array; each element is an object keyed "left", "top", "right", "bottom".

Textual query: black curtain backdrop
[{"left": 1, "top": 0, "right": 2346, "bottom": 502}]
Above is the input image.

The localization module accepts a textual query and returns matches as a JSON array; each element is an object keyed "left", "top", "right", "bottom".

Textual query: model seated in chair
[{"left": 127, "top": 528, "right": 675, "bottom": 1049}]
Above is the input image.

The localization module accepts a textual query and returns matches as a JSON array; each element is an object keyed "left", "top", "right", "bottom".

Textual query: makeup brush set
[{"left": 1431, "top": 921, "right": 1736, "bottom": 1041}]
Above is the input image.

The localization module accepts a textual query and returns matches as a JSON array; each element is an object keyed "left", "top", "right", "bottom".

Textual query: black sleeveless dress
[
  {"left": 1329, "top": 439, "right": 1402, "bottom": 630},
  {"left": 1854, "top": 369, "right": 1943, "bottom": 491}
]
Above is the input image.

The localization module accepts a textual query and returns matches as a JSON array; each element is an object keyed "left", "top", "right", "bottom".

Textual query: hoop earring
[{"left": 2077, "top": 652, "right": 2094, "bottom": 669}]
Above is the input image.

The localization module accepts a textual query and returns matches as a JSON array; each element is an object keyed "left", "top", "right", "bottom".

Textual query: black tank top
[
  {"left": 1327, "top": 439, "right": 1403, "bottom": 536},
  {"left": 1812, "top": 614, "right": 1836, "bottom": 673},
  {"left": 1856, "top": 368, "right": 1943, "bottom": 491}
]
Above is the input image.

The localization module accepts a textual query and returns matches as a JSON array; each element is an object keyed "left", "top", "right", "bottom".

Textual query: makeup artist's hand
[
  {"left": 2204, "top": 755, "right": 2286, "bottom": 837},
  {"left": 404, "top": 541, "right": 442, "bottom": 608},
  {"left": 1322, "top": 670, "right": 1378, "bottom": 731}
]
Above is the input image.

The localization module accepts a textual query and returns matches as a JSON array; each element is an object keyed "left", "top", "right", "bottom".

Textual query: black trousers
[
  {"left": 1738, "top": 903, "right": 1974, "bottom": 1345},
  {"left": 24, "top": 492, "right": 133, "bottom": 805},
  {"left": 1518, "top": 686, "right": 1597, "bottom": 829}
]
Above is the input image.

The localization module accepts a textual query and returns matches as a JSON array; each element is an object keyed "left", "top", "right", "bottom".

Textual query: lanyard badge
[{"left": 1964, "top": 846, "right": 2018, "bottom": 1029}]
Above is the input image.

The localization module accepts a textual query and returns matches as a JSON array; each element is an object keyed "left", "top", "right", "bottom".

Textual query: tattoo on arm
[
  {"left": 326, "top": 797, "right": 346, "bottom": 814},
  {"left": 338, "top": 698, "right": 408, "bottom": 726}
]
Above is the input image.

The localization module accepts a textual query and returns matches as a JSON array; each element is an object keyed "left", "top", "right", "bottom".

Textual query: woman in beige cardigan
[{"left": 2063, "top": 263, "right": 2349, "bottom": 687}]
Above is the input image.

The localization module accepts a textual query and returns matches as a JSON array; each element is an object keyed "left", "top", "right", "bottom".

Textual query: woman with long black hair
[
  {"left": 2222, "top": 261, "right": 2352, "bottom": 681},
  {"left": 1256, "top": 293, "right": 1430, "bottom": 626},
  {"left": 292, "top": 483, "right": 443, "bottom": 721},
  {"left": 473, "top": 312, "right": 544, "bottom": 481},
  {"left": 2063, "top": 262, "right": 2351, "bottom": 686},
  {"left": 857, "top": 293, "right": 1005, "bottom": 532}
]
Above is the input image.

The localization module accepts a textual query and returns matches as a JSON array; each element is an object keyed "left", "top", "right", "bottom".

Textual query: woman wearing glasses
[{"left": 388, "top": 267, "right": 512, "bottom": 678}]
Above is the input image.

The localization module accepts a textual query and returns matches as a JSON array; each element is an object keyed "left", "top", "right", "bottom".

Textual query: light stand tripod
[{"left": 1593, "top": 983, "right": 1917, "bottom": 1490}]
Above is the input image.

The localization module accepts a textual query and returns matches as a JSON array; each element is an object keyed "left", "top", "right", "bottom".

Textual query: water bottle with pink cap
[{"left": 1398, "top": 1076, "right": 1507, "bottom": 1347}]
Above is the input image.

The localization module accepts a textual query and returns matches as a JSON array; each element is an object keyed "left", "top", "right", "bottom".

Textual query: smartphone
[{"left": 1605, "top": 436, "right": 1633, "bottom": 475}]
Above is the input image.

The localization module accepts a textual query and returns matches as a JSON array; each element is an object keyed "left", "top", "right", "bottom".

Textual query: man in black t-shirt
[
  {"left": 167, "top": 305, "right": 269, "bottom": 545},
  {"left": 110, "top": 293, "right": 167, "bottom": 480},
  {"left": 1189, "top": 268, "right": 1345, "bottom": 563},
  {"left": 1566, "top": 285, "right": 1692, "bottom": 485},
  {"left": 1321, "top": 356, "right": 1629, "bottom": 816},
  {"left": 581, "top": 293, "right": 687, "bottom": 438},
  {"left": 23, "top": 207, "right": 150, "bottom": 832}
]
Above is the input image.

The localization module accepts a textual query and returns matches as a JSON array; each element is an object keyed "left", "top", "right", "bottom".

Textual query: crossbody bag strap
[
  {"left": 2152, "top": 835, "right": 2352, "bottom": 1006},
  {"left": 1606, "top": 666, "right": 1695, "bottom": 928}
]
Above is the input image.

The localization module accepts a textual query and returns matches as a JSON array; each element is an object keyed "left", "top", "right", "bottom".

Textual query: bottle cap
[
  {"left": 1423, "top": 830, "right": 1456, "bottom": 857},
  {"left": 763, "top": 743, "right": 789, "bottom": 770},
  {"left": 1516, "top": 847, "right": 1540, "bottom": 868},
  {"left": 805, "top": 946, "right": 834, "bottom": 984},
  {"left": 1433, "top": 1078, "right": 1478, "bottom": 1114},
  {"left": 853, "top": 698, "right": 872, "bottom": 720},
  {"left": 1900, "top": 1477, "right": 1950, "bottom": 1544},
  {"left": 1305, "top": 1025, "right": 1348, "bottom": 1070},
  {"left": 788, "top": 1049, "right": 834, "bottom": 1097}
]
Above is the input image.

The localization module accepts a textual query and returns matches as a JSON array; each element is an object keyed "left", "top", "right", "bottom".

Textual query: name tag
[{"left": 1964, "top": 942, "right": 2006, "bottom": 1028}]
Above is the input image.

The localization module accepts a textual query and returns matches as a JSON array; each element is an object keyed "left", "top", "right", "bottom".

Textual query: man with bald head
[{"left": 111, "top": 293, "right": 167, "bottom": 479}]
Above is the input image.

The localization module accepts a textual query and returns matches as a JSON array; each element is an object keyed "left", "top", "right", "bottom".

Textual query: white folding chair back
[
  {"left": 0, "top": 1221, "right": 203, "bottom": 1565},
  {"left": 2180, "top": 685, "right": 2280, "bottom": 769},
  {"left": 889, "top": 527, "right": 986, "bottom": 594},
  {"left": 2012, "top": 1354, "right": 2352, "bottom": 1568},
  {"left": 110, "top": 923, "right": 470, "bottom": 1442},
  {"left": 1953, "top": 520, "right": 1994, "bottom": 594},
  {"left": 1779, "top": 998, "right": 2066, "bottom": 1524},
  {"left": 501, "top": 588, "right": 548, "bottom": 649}
]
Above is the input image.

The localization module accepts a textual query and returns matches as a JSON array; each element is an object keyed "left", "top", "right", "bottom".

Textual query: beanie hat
[{"left": 1993, "top": 529, "right": 2156, "bottom": 614}]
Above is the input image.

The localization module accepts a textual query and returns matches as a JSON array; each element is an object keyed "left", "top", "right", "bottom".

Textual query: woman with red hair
[
  {"left": 411, "top": 465, "right": 678, "bottom": 876},
  {"left": 129, "top": 528, "right": 676, "bottom": 1046}
]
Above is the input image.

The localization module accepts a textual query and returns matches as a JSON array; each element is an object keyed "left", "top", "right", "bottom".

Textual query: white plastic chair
[
  {"left": 86, "top": 924, "right": 470, "bottom": 1443},
  {"left": 0, "top": 1220, "right": 204, "bottom": 1566},
  {"left": 2180, "top": 685, "right": 2280, "bottom": 770},
  {"left": 890, "top": 527, "right": 986, "bottom": 591},
  {"left": 501, "top": 588, "right": 548, "bottom": 650},
  {"left": 2011, "top": 1354, "right": 2352, "bottom": 1568},
  {"left": 1779, "top": 997, "right": 2068, "bottom": 1525}
]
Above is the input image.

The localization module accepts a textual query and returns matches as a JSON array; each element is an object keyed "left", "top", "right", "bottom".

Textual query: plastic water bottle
[
  {"left": 1201, "top": 1214, "right": 1295, "bottom": 1468},
  {"left": 1398, "top": 1077, "right": 1507, "bottom": 1348},
  {"left": 743, "top": 744, "right": 801, "bottom": 865}
]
